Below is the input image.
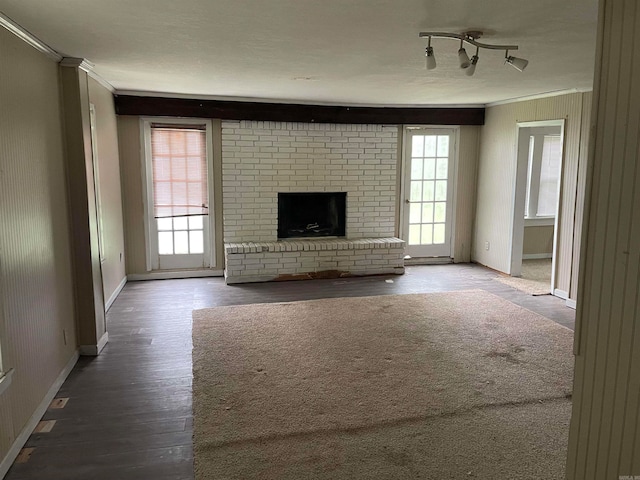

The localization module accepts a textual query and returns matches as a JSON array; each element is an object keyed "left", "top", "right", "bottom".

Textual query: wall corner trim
[
  {"left": 79, "top": 332, "right": 109, "bottom": 356},
  {"left": 0, "top": 351, "right": 79, "bottom": 479},
  {"left": 105, "top": 276, "right": 127, "bottom": 312},
  {"left": 0, "top": 12, "right": 62, "bottom": 62}
]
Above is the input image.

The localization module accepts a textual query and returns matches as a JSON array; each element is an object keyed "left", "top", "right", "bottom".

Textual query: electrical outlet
[{"left": 485, "top": 241, "right": 490, "bottom": 251}]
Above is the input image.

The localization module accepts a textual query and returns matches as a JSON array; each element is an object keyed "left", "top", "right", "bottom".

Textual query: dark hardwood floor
[{"left": 5, "top": 264, "right": 575, "bottom": 480}]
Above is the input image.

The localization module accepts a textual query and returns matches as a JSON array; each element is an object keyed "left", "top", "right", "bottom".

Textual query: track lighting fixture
[
  {"left": 425, "top": 36, "right": 436, "bottom": 70},
  {"left": 505, "top": 53, "right": 529, "bottom": 72},
  {"left": 458, "top": 39, "right": 470, "bottom": 69},
  {"left": 466, "top": 47, "right": 480, "bottom": 76},
  {"left": 418, "top": 31, "right": 528, "bottom": 75}
]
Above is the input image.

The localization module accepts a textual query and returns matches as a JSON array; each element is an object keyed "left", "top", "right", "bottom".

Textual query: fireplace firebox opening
[{"left": 278, "top": 192, "right": 346, "bottom": 239}]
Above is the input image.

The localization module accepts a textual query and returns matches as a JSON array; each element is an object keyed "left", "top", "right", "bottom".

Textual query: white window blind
[{"left": 150, "top": 125, "right": 208, "bottom": 218}]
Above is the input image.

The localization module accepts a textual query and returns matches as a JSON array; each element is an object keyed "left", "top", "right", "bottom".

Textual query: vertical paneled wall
[
  {"left": 87, "top": 78, "right": 126, "bottom": 304},
  {"left": 0, "top": 27, "right": 77, "bottom": 464},
  {"left": 454, "top": 126, "right": 480, "bottom": 262},
  {"left": 570, "top": 92, "right": 593, "bottom": 300},
  {"left": 473, "top": 92, "right": 589, "bottom": 299},
  {"left": 117, "top": 116, "right": 148, "bottom": 275},
  {"left": 567, "top": 0, "right": 640, "bottom": 477}
]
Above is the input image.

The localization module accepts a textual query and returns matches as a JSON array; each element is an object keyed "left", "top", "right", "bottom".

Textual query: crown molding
[
  {"left": 0, "top": 12, "right": 62, "bottom": 61},
  {"left": 60, "top": 57, "right": 115, "bottom": 92},
  {"left": 87, "top": 70, "right": 116, "bottom": 93},
  {"left": 485, "top": 87, "right": 593, "bottom": 107},
  {"left": 59, "top": 56, "right": 95, "bottom": 72}
]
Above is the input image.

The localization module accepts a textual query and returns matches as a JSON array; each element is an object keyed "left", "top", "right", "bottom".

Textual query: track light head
[
  {"left": 425, "top": 46, "right": 436, "bottom": 70},
  {"left": 458, "top": 48, "right": 470, "bottom": 69},
  {"left": 505, "top": 55, "right": 529, "bottom": 72},
  {"left": 466, "top": 54, "right": 479, "bottom": 76}
]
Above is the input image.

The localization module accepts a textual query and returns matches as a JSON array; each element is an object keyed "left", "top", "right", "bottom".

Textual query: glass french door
[
  {"left": 144, "top": 119, "right": 214, "bottom": 270},
  {"left": 402, "top": 129, "right": 455, "bottom": 258}
]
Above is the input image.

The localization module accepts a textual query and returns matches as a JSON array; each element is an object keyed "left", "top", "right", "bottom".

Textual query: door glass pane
[
  {"left": 409, "top": 203, "right": 422, "bottom": 224},
  {"left": 189, "top": 215, "right": 204, "bottom": 230},
  {"left": 437, "top": 135, "right": 449, "bottom": 156},
  {"left": 410, "top": 181, "right": 423, "bottom": 202},
  {"left": 421, "top": 203, "right": 433, "bottom": 223},
  {"left": 411, "top": 158, "right": 424, "bottom": 180},
  {"left": 434, "top": 202, "right": 446, "bottom": 222},
  {"left": 409, "top": 225, "right": 421, "bottom": 245},
  {"left": 424, "top": 158, "right": 436, "bottom": 179},
  {"left": 433, "top": 224, "right": 446, "bottom": 244},
  {"left": 424, "top": 136, "right": 436, "bottom": 156},
  {"left": 435, "top": 181, "right": 447, "bottom": 201},
  {"left": 190, "top": 231, "right": 204, "bottom": 254},
  {"left": 423, "top": 181, "right": 435, "bottom": 201},
  {"left": 421, "top": 225, "right": 433, "bottom": 245},
  {"left": 158, "top": 232, "right": 173, "bottom": 254},
  {"left": 412, "top": 136, "right": 424, "bottom": 157},
  {"left": 436, "top": 158, "right": 448, "bottom": 179},
  {"left": 157, "top": 217, "right": 172, "bottom": 231},
  {"left": 173, "top": 216, "right": 188, "bottom": 230},
  {"left": 174, "top": 231, "right": 189, "bottom": 254}
]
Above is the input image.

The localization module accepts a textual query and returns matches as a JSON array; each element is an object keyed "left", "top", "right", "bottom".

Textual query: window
[{"left": 525, "top": 134, "right": 562, "bottom": 219}]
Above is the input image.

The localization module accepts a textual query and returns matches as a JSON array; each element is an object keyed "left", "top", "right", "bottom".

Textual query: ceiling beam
[{"left": 114, "top": 95, "right": 485, "bottom": 125}]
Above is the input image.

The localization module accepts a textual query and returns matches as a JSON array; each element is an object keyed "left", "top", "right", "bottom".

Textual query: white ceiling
[{"left": 0, "top": 0, "right": 599, "bottom": 106}]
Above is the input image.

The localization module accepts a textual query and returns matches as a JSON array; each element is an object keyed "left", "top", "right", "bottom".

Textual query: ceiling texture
[{"left": 0, "top": 0, "right": 599, "bottom": 106}]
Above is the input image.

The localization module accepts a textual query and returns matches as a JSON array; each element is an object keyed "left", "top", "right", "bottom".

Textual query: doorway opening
[{"left": 511, "top": 120, "right": 565, "bottom": 295}]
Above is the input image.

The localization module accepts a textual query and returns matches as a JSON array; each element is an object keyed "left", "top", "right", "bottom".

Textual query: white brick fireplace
[{"left": 221, "top": 120, "right": 405, "bottom": 283}]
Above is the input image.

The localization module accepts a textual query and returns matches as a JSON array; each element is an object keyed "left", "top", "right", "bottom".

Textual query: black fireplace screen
[{"left": 278, "top": 192, "right": 346, "bottom": 239}]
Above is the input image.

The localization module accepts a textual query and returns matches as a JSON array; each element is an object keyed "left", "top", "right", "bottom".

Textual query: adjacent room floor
[{"left": 5, "top": 263, "right": 575, "bottom": 480}]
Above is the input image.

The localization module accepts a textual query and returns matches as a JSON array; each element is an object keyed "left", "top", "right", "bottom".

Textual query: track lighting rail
[{"left": 418, "top": 32, "right": 519, "bottom": 51}]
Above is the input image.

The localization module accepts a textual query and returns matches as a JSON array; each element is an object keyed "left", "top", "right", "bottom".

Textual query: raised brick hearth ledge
[{"left": 224, "top": 237, "right": 405, "bottom": 284}]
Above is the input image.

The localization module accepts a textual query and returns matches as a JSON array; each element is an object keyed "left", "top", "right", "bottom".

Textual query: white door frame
[
  {"left": 140, "top": 117, "right": 216, "bottom": 271},
  {"left": 510, "top": 119, "right": 565, "bottom": 293},
  {"left": 399, "top": 126, "right": 459, "bottom": 259}
]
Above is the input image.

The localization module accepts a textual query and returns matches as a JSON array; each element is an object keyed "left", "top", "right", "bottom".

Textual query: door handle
[{"left": 405, "top": 199, "right": 411, "bottom": 204}]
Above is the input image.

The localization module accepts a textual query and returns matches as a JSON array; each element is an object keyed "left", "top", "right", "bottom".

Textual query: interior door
[{"left": 402, "top": 129, "right": 455, "bottom": 258}]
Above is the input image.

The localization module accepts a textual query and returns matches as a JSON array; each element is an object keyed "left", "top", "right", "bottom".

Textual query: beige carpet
[
  {"left": 494, "top": 259, "right": 553, "bottom": 295},
  {"left": 192, "top": 290, "right": 574, "bottom": 479}
]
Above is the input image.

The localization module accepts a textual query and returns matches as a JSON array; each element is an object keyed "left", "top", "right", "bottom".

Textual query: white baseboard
[
  {"left": 127, "top": 269, "right": 224, "bottom": 281},
  {"left": 0, "top": 351, "right": 78, "bottom": 479},
  {"left": 554, "top": 288, "right": 569, "bottom": 300},
  {"left": 522, "top": 253, "right": 553, "bottom": 260},
  {"left": 105, "top": 276, "right": 127, "bottom": 312},
  {"left": 566, "top": 298, "right": 577, "bottom": 309},
  {"left": 79, "top": 331, "right": 109, "bottom": 356}
]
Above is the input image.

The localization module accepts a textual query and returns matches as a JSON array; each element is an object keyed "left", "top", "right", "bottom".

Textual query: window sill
[
  {"left": 524, "top": 217, "right": 555, "bottom": 227},
  {"left": 0, "top": 368, "right": 14, "bottom": 397}
]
